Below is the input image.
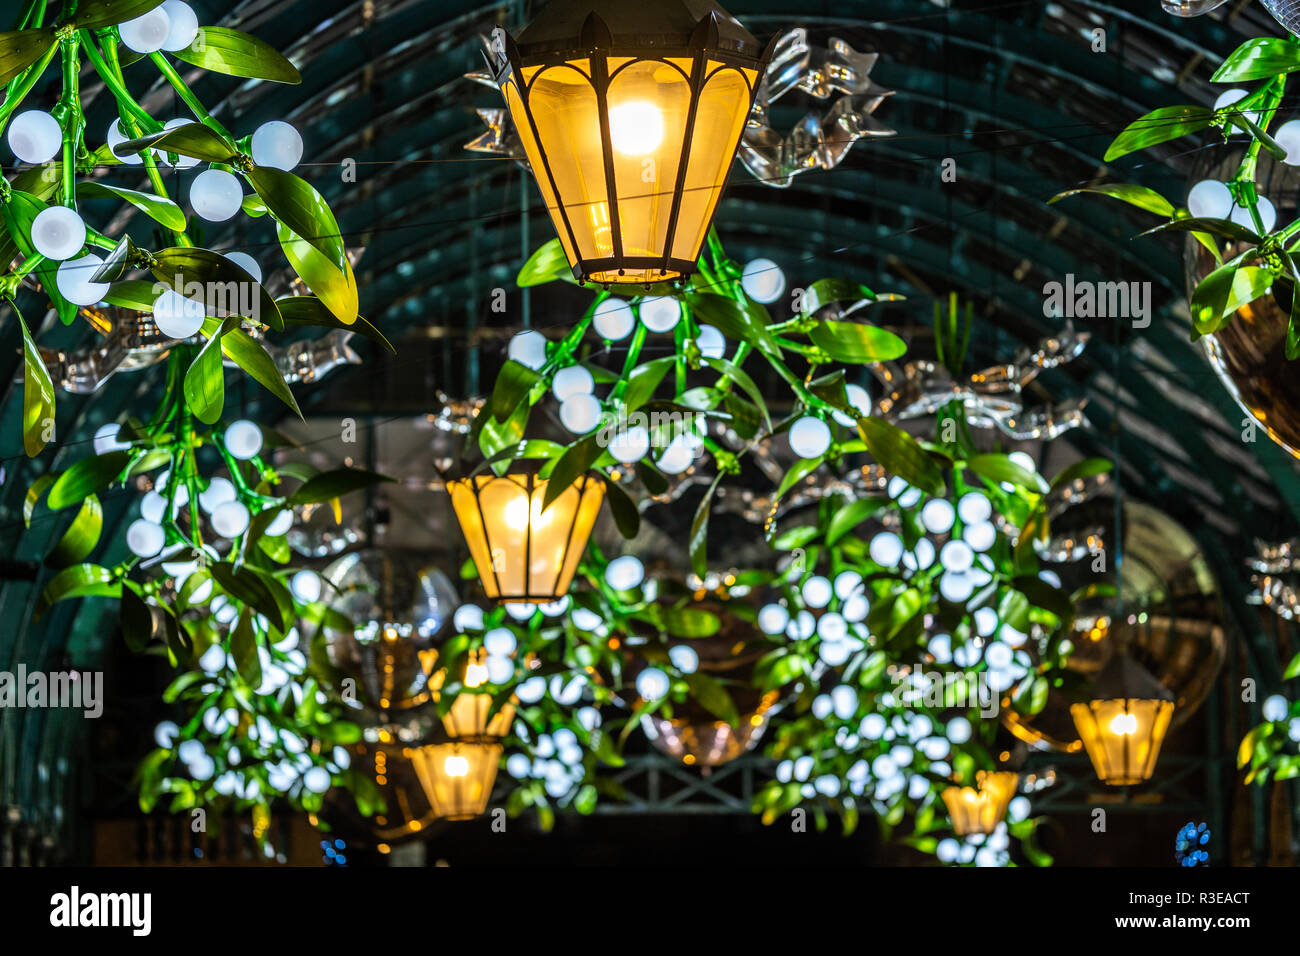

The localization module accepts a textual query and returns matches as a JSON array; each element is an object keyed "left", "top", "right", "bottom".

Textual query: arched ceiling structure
[{"left": 1, "top": 0, "right": 1295, "bottom": 851}]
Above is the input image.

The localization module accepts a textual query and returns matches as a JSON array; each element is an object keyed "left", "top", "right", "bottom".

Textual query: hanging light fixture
[
  {"left": 447, "top": 470, "right": 605, "bottom": 602},
  {"left": 1070, "top": 654, "right": 1175, "bottom": 786},
  {"left": 408, "top": 742, "right": 503, "bottom": 821},
  {"left": 485, "top": 0, "right": 773, "bottom": 284},
  {"left": 941, "top": 771, "right": 1020, "bottom": 837},
  {"left": 440, "top": 648, "right": 517, "bottom": 739}
]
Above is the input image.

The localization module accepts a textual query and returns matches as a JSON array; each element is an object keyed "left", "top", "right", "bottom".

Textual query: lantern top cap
[
  {"left": 1091, "top": 653, "right": 1175, "bottom": 703},
  {"left": 506, "top": 0, "right": 765, "bottom": 60}
]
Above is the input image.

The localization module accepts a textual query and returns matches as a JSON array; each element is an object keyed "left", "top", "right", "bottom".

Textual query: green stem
[
  {"left": 149, "top": 51, "right": 234, "bottom": 141},
  {"left": 79, "top": 32, "right": 159, "bottom": 132},
  {"left": 0, "top": 39, "right": 60, "bottom": 130}
]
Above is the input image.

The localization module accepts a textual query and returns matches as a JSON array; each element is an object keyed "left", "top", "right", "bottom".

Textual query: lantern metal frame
[
  {"left": 1070, "top": 653, "right": 1176, "bottom": 786},
  {"left": 486, "top": 0, "right": 775, "bottom": 284}
]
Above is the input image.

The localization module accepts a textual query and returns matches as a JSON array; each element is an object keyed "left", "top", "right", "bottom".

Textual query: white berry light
[
  {"left": 197, "top": 477, "right": 236, "bottom": 514},
  {"left": 106, "top": 119, "right": 144, "bottom": 166},
  {"left": 127, "top": 519, "right": 165, "bottom": 557},
  {"left": 31, "top": 206, "right": 85, "bottom": 260},
  {"left": 1278, "top": 120, "right": 1300, "bottom": 165},
  {"left": 152, "top": 289, "right": 205, "bottom": 339},
  {"left": 251, "top": 121, "right": 303, "bottom": 171},
  {"left": 695, "top": 324, "right": 725, "bottom": 359},
  {"left": 290, "top": 570, "right": 322, "bottom": 603},
  {"left": 789, "top": 416, "right": 831, "bottom": 459},
  {"left": 608, "top": 426, "right": 649, "bottom": 463},
  {"left": 635, "top": 667, "right": 670, "bottom": 700},
  {"left": 160, "top": 0, "right": 200, "bottom": 51},
  {"left": 93, "top": 423, "right": 129, "bottom": 454},
  {"left": 559, "top": 393, "right": 601, "bottom": 433},
  {"left": 119, "top": 7, "right": 172, "bottom": 54},
  {"left": 190, "top": 169, "right": 242, "bottom": 222},
  {"left": 224, "top": 420, "right": 263, "bottom": 460},
  {"left": 604, "top": 555, "right": 645, "bottom": 590},
  {"left": 211, "top": 500, "right": 250, "bottom": 538},
  {"left": 592, "top": 298, "right": 634, "bottom": 340},
  {"left": 638, "top": 295, "right": 681, "bottom": 332},
  {"left": 1187, "top": 180, "right": 1232, "bottom": 220},
  {"left": 56, "top": 254, "right": 110, "bottom": 306},
  {"left": 507, "top": 329, "right": 548, "bottom": 369},
  {"left": 552, "top": 365, "right": 594, "bottom": 401},
  {"left": 7, "top": 110, "right": 61, "bottom": 164},
  {"left": 223, "top": 251, "right": 262, "bottom": 283},
  {"left": 741, "top": 258, "right": 786, "bottom": 304}
]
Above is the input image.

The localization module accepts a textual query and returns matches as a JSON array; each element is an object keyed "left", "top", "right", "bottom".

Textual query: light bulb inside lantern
[
  {"left": 552, "top": 365, "right": 594, "bottom": 401},
  {"left": 190, "top": 169, "right": 243, "bottom": 222},
  {"left": 1109, "top": 712, "right": 1139, "bottom": 736},
  {"left": 31, "top": 206, "right": 86, "bottom": 261},
  {"left": 7, "top": 110, "right": 61, "bottom": 164},
  {"left": 608, "top": 100, "right": 664, "bottom": 156},
  {"left": 223, "top": 420, "right": 263, "bottom": 460},
  {"left": 507, "top": 329, "right": 548, "bottom": 369},
  {"left": 638, "top": 296, "right": 681, "bottom": 332},
  {"left": 160, "top": 0, "right": 199, "bottom": 50},
  {"left": 251, "top": 121, "right": 303, "bottom": 171},
  {"left": 789, "top": 416, "right": 831, "bottom": 459},
  {"left": 605, "top": 555, "right": 645, "bottom": 591},
  {"left": 211, "top": 501, "right": 250, "bottom": 538},
  {"left": 120, "top": 8, "right": 172, "bottom": 53},
  {"left": 126, "top": 519, "right": 165, "bottom": 557},
  {"left": 592, "top": 298, "right": 635, "bottom": 340},
  {"left": 55, "top": 254, "right": 110, "bottom": 306},
  {"left": 741, "top": 258, "right": 786, "bottom": 304},
  {"left": 559, "top": 393, "right": 602, "bottom": 433},
  {"left": 152, "top": 289, "right": 205, "bottom": 339}
]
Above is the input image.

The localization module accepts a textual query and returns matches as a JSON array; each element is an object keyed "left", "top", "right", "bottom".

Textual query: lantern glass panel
[
  {"left": 409, "top": 742, "right": 502, "bottom": 821},
  {"left": 1071, "top": 697, "right": 1174, "bottom": 786},
  {"left": 941, "top": 771, "right": 1018, "bottom": 837}
]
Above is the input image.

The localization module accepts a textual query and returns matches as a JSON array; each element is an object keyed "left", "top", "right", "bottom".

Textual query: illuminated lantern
[
  {"left": 1070, "top": 654, "right": 1175, "bottom": 786},
  {"left": 408, "top": 742, "right": 502, "bottom": 821},
  {"left": 447, "top": 470, "right": 605, "bottom": 602},
  {"left": 440, "top": 648, "right": 517, "bottom": 739},
  {"left": 485, "top": 0, "right": 773, "bottom": 284},
  {"left": 941, "top": 771, "right": 1019, "bottom": 837}
]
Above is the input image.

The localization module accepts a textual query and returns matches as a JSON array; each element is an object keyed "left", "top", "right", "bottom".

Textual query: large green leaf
[
  {"left": 856, "top": 416, "right": 944, "bottom": 496},
  {"left": 601, "top": 474, "right": 639, "bottom": 539},
  {"left": 210, "top": 562, "right": 285, "bottom": 631},
  {"left": 276, "top": 220, "right": 358, "bottom": 324},
  {"left": 0, "top": 28, "right": 56, "bottom": 85},
  {"left": 684, "top": 671, "right": 738, "bottom": 725},
  {"left": 230, "top": 609, "right": 263, "bottom": 686},
  {"left": 1049, "top": 456, "right": 1113, "bottom": 490},
  {"left": 288, "top": 467, "right": 392, "bottom": 505},
  {"left": 249, "top": 166, "right": 345, "bottom": 267},
  {"left": 808, "top": 320, "right": 907, "bottom": 363},
  {"left": 171, "top": 26, "right": 301, "bottom": 84},
  {"left": 47, "top": 451, "right": 131, "bottom": 510},
  {"left": 103, "top": 278, "right": 161, "bottom": 312},
  {"left": 73, "top": 0, "right": 167, "bottom": 28},
  {"left": 78, "top": 181, "right": 186, "bottom": 232},
  {"left": 17, "top": 311, "right": 55, "bottom": 457},
  {"left": 690, "top": 473, "right": 723, "bottom": 577},
  {"left": 37, "top": 563, "right": 119, "bottom": 616},
  {"left": 968, "top": 453, "right": 1048, "bottom": 493},
  {"left": 685, "top": 292, "right": 780, "bottom": 359},
  {"left": 1047, "top": 183, "right": 1174, "bottom": 218},
  {"left": 44, "top": 495, "right": 103, "bottom": 569},
  {"left": 1211, "top": 37, "right": 1300, "bottom": 83},
  {"left": 217, "top": 325, "right": 302, "bottom": 418},
  {"left": 117, "top": 123, "right": 237, "bottom": 164},
  {"left": 1189, "top": 262, "right": 1274, "bottom": 334},
  {"left": 796, "top": 277, "right": 881, "bottom": 315},
  {"left": 119, "top": 583, "right": 154, "bottom": 653},
  {"left": 24, "top": 474, "right": 54, "bottom": 526},
  {"left": 184, "top": 317, "right": 238, "bottom": 424},
  {"left": 1104, "top": 105, "right": 1215, "bottom": 162},
  {"left": 543, "top": 434, "right": 603, "bottom": 511},
  {"left": 490, "top": 359, "right": 542, "bottom": 421},
  {"left": 517, "top": 237, "right": 576, "bottom": 286},
  {"left": 661, "top": 606, "right": 721, "bottom": 638},
  {"left": 623, "top": 356, "right": 675, "bottom": 414},
  {"left": 702, "top": 356, "right": 770, "bottom": 431},
  {"left": 826, "top": 496, "right": 888, "bottom": 546},
  {"left": 275, "top": 296, "right": 393, "bottom": 352},
  {"left": 152, "top": 247, "right": 282, "bottom": 330}
]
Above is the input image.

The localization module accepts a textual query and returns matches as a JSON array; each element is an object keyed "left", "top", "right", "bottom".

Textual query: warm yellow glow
[
  {"left": 608, "top": 100, "right": 664, "bottom": 155},
  {"left": 444, "top": 754, "right": 469, "bottom": 777},
  {"left": 439, "top": 650, "right": 516, "bottom": 740},
  {"left": 941, "top": 771, "right": 1019, "bottom": 837},
  {"left": 409, "top": 742, "right": 502, "bottom": 821},
  {"left": 464, "top": 661, "right": 489, "bottom": 689},
  {"left": 1071, "top": 697, "right": 1175, "bottom": 786}
]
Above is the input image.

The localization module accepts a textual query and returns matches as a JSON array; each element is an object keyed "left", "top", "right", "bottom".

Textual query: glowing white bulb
[
  {"left": 453, "top": 604, "right": 484, "bottom": 632},
  {"left": 265, "top": 508, "right": 293, "bottom": 537},
  {"left": 1186, "top": 179, "right": 1232, "bottom": 219},
  {"left": 833, "top": 570, "right": 863, "bottom": 600},
  {"left": 7, "top": 110, "right": 61, "bottom": 164},
  {"left": 655, "top": 434, "right": 696, "bottom": 475},
  {"left": 921, "top": 498, "right": 955, "bottom": 534},
  {"left": 251, "top": 120, "right": 302, "bottom": 170},
  {"left": 152, "top": 289, "right": 205, "bottom": 339},
  {"left": 290, "top": 569, "right": 322, "bottom": 604},
  {"left": 816, "top": 612, "right": 848, "bottom": 642},
  {"left": 157, "top": 118, "right": 200, "bottom": 169},
  {"left": 789, "top": 416, "right": 831, "bottom": 459},
  {"left": 939, "top": 570, "right": 974, "bottom": 603},
  {"left": 93, "top": 423, "right": 128, "bottom": 455},
  {"left": 1214, "top": 87, "right": 1260, "bottom": 126},
  {"left": 486, "top": 654, "right": 514, "bottom": 684},
  {"left": 593, "top": 298, "right": 635, "bottom": 340},
  {"left": 224, "top": 420, "right": 263, "bottom": 460},
  {"left": 106, "top": 119, "right": 143, "bottom": 166},
  {"left": 126, "top": 519, "right": 165, "bottom": 557},
  {"left": 223, "top": 251, "right": 262, "bottom": 284},
  {"left": 119, "top": 7, "right": 172, "bottom": 53},
  {"left": 985, "top": 641, "right": 1013, "bottom": 669},
  {"left": 757, "top": 603, "right": 789, "bottom": 635},
  {"left": 605, "top": 555, "right": 645, "bottom": 590},
  {"left": 946, "top": 716, "right": 971, "bottom": 744},
  {"left": 609, "top": 426, "right": 649, "bottom": 463},
  {"left": 695, "top": 324, "right": 725, "bottom": 359},
  {"left": 159, "top": 0, "right": 199, "bottom": 50},
  {"left": 1231, "top": 195, "right": 1276, "bottom": 232},
  {"left": 505, "top": 601, "right": 536, "bottom": 621},
  {"left": 801, "top": 575, "right": 833, "bottom": 609},
  {"left": 869, "top": 531, "right": 903, "bottom": 567},
  {"left": 559, "top": 392, "right": 602, "bottom": 433},
  {"left": 668, "top": 644, "right": 699, "bottom": 674},
  {"left": 190, "top": 169, "right": 242, "bottom": 222},
  {"left": 552, "top": 365, "right": 594, "bottom": 401},
  {"left": 887, "top": 476, "right": 923, "bottom": 507},
  {"left": 211, "top": 501, "right": 250, "bottom": 538},
  {"left": 31, "top": 206, "right": 85, "bottom": 260},
  {"left": 608, "top": 100, "right": 664, "bottom": 155},
  {"left": 137, "top": 491, "right": 166, "bottom": 525},
  {"left": 1263, "top": 694, "right": 1289, "bottom": 722},
  {"left": 484, "top": 627, "right": 516, "bottom": 657},
  {"left": 1278, "top": 120, "right": 1300, "bottom": 165},
  {"left": 974, "top": 606, "right": 999, "bottom": 637},
  {"left": 904, "top": 538, "right": 936, "bottom": 571},
  {"left": 635, "top": 667, "right": 670, "bottom": 700},
  {"left": 962, "top": 521, "right": 996, "bottom": 552},
  {"left": 842, "top": 592, "right": 869, "bottom": 622},
  {"left": 833, "top": 382, "right": 873, "bottom": 425},
  {"left": 507, "top": 329, "right": 548, "bottom": 369},
  {"left": 939, "top": 539, "right": 974, "bottom": 572},
  {"left": 638, "top": 295, "right": 681, "bottom": 332},
  {"left": 302, "top": 766, "right": 331, "bottom": 794},
  {"left": 741, "top": 258, "right": 786, "bottom": 304},
  {"left": 197, "top": 476, "right": 236, "bottom": 514},
  {"left": 55, "top": 254, "right": 110, "bottom": 306}
]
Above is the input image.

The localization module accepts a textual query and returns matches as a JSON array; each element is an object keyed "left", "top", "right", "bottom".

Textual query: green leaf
[
  {"left": 276, "top": 220, "right": 358, "bottom": 324},
  {"left": 968, "top": 453, "right": 1049, "bottom": 493},
  {"left": 249, "top": 166, "right": 345, "bottom": 269},
  {"left": 47, "top": 451, "right": 130, "bottom": 510},
  {"left": 478, "top": 400, "right": 528, "bottom": 463},
  {"left": 276, "top": 296, "right": 393, "bottom": 352},
  {"left": 807, "top": 320, "right": 907, "bottom": 363},
  {"left": 690, "top": 474, "right": 723, "bottom": 577},
  {"left": 210, "top": 562, "right": 285, "bottom": 632},
  {"left": 1289, "top": 278, "right": 1300, "bottom": 362},
  {"left": 1211, "top": 37, "right": 1300, "bottom": 83},
  {"left": 857, "top": 416, "right": 944, "bottom": 496},
  {"left": 74, "top": 0, "right": 166, "bottom": 28},
  {"left": 103, "top": 278, "right": 161, "bottom": 312},
  {"left": 0, "top": 28, "right": 56, "bottom": 85},
  {"left": 37, "top": 563, "right": 118, "bottom": 615},
  {"left": 1137, "top": 216, "right": 1260, "bottom": 244},
  {"left": 1190, "top": 262, "right": 1274, "bottom": 334},
  {"left": 797, "top": 277, "right": 880, "bottom": 315},
  {"left": 184, "top": 317, "right": 238, "bottom": 424},
  {"left": 1049, "top": 457, "right": 1113, "bottom": 490},
  {"left": 774, "top": 456, "right": 821, "bottom": 504},
  {"left": 119, "top": 583, "right": 154, "bottom": 653},
  {"left": 1284, "top": 651, "right": 1300, "bottom": 681},
  {"left": 217, "top": 325, "right": 302, "bottom": 418},
  {"left": 117, "top": 122, "right": 237, "bottom": 164},
  {"left": 685, "top": 292, "right": 780, "bottom": 359},
  {"left": 17, "top": 311, "right": 55, "bottom": 457},
  {"left": 24, "top": 474, "right": 54, "bottom": 526},
  {"left": 624, "top": 356, "right": 675, "bottom": 414},
  {"left": 543, "top": 434, "right": 603, "bottom": 511},
  {"left": 1104, "top": 105, "right": 1215, "bottom": 162},
  {"left": 45, "top": 495, "right": 103, "bottom": 569},
  {"left": 826, "top": 496, "right": 888, "bottom": 546},
  {"left": 230, "top": 609, "right": 263, "bottom": 686},
  {"left": 172, "top": 26, "right": 302, "bottom": 84},
  {"left": 702, "top": 356, "right": 771, "bottom": 431},
  {"left": 152, "top": 247, "right": 282, "bottom": 330},
  {"left": 288, "top": 467, "right": 392, "bottom": 505},
  {"left": 602, "top": 476, "right": 640, "bottom": 540},
  {"left": 684, "top": 672, "right": 739, "bottom": 725},
  {"left": 1012, "top": 675, "right": 1050, "bottom": 716},
  {"left": 78, "top": 181, "right": 186, "bottom": 232},
  {"left": 491, "top": 360, "right": 542, "bottom": 421},
  {"left": 662, "top": 606, "right": 721, "bottom": 638},
  {"left": 517, "top": 238, "right": 576, "bottom": 286},
  {"left": 1048, "top": 183, "right": 1175, "bottom": 218}
]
